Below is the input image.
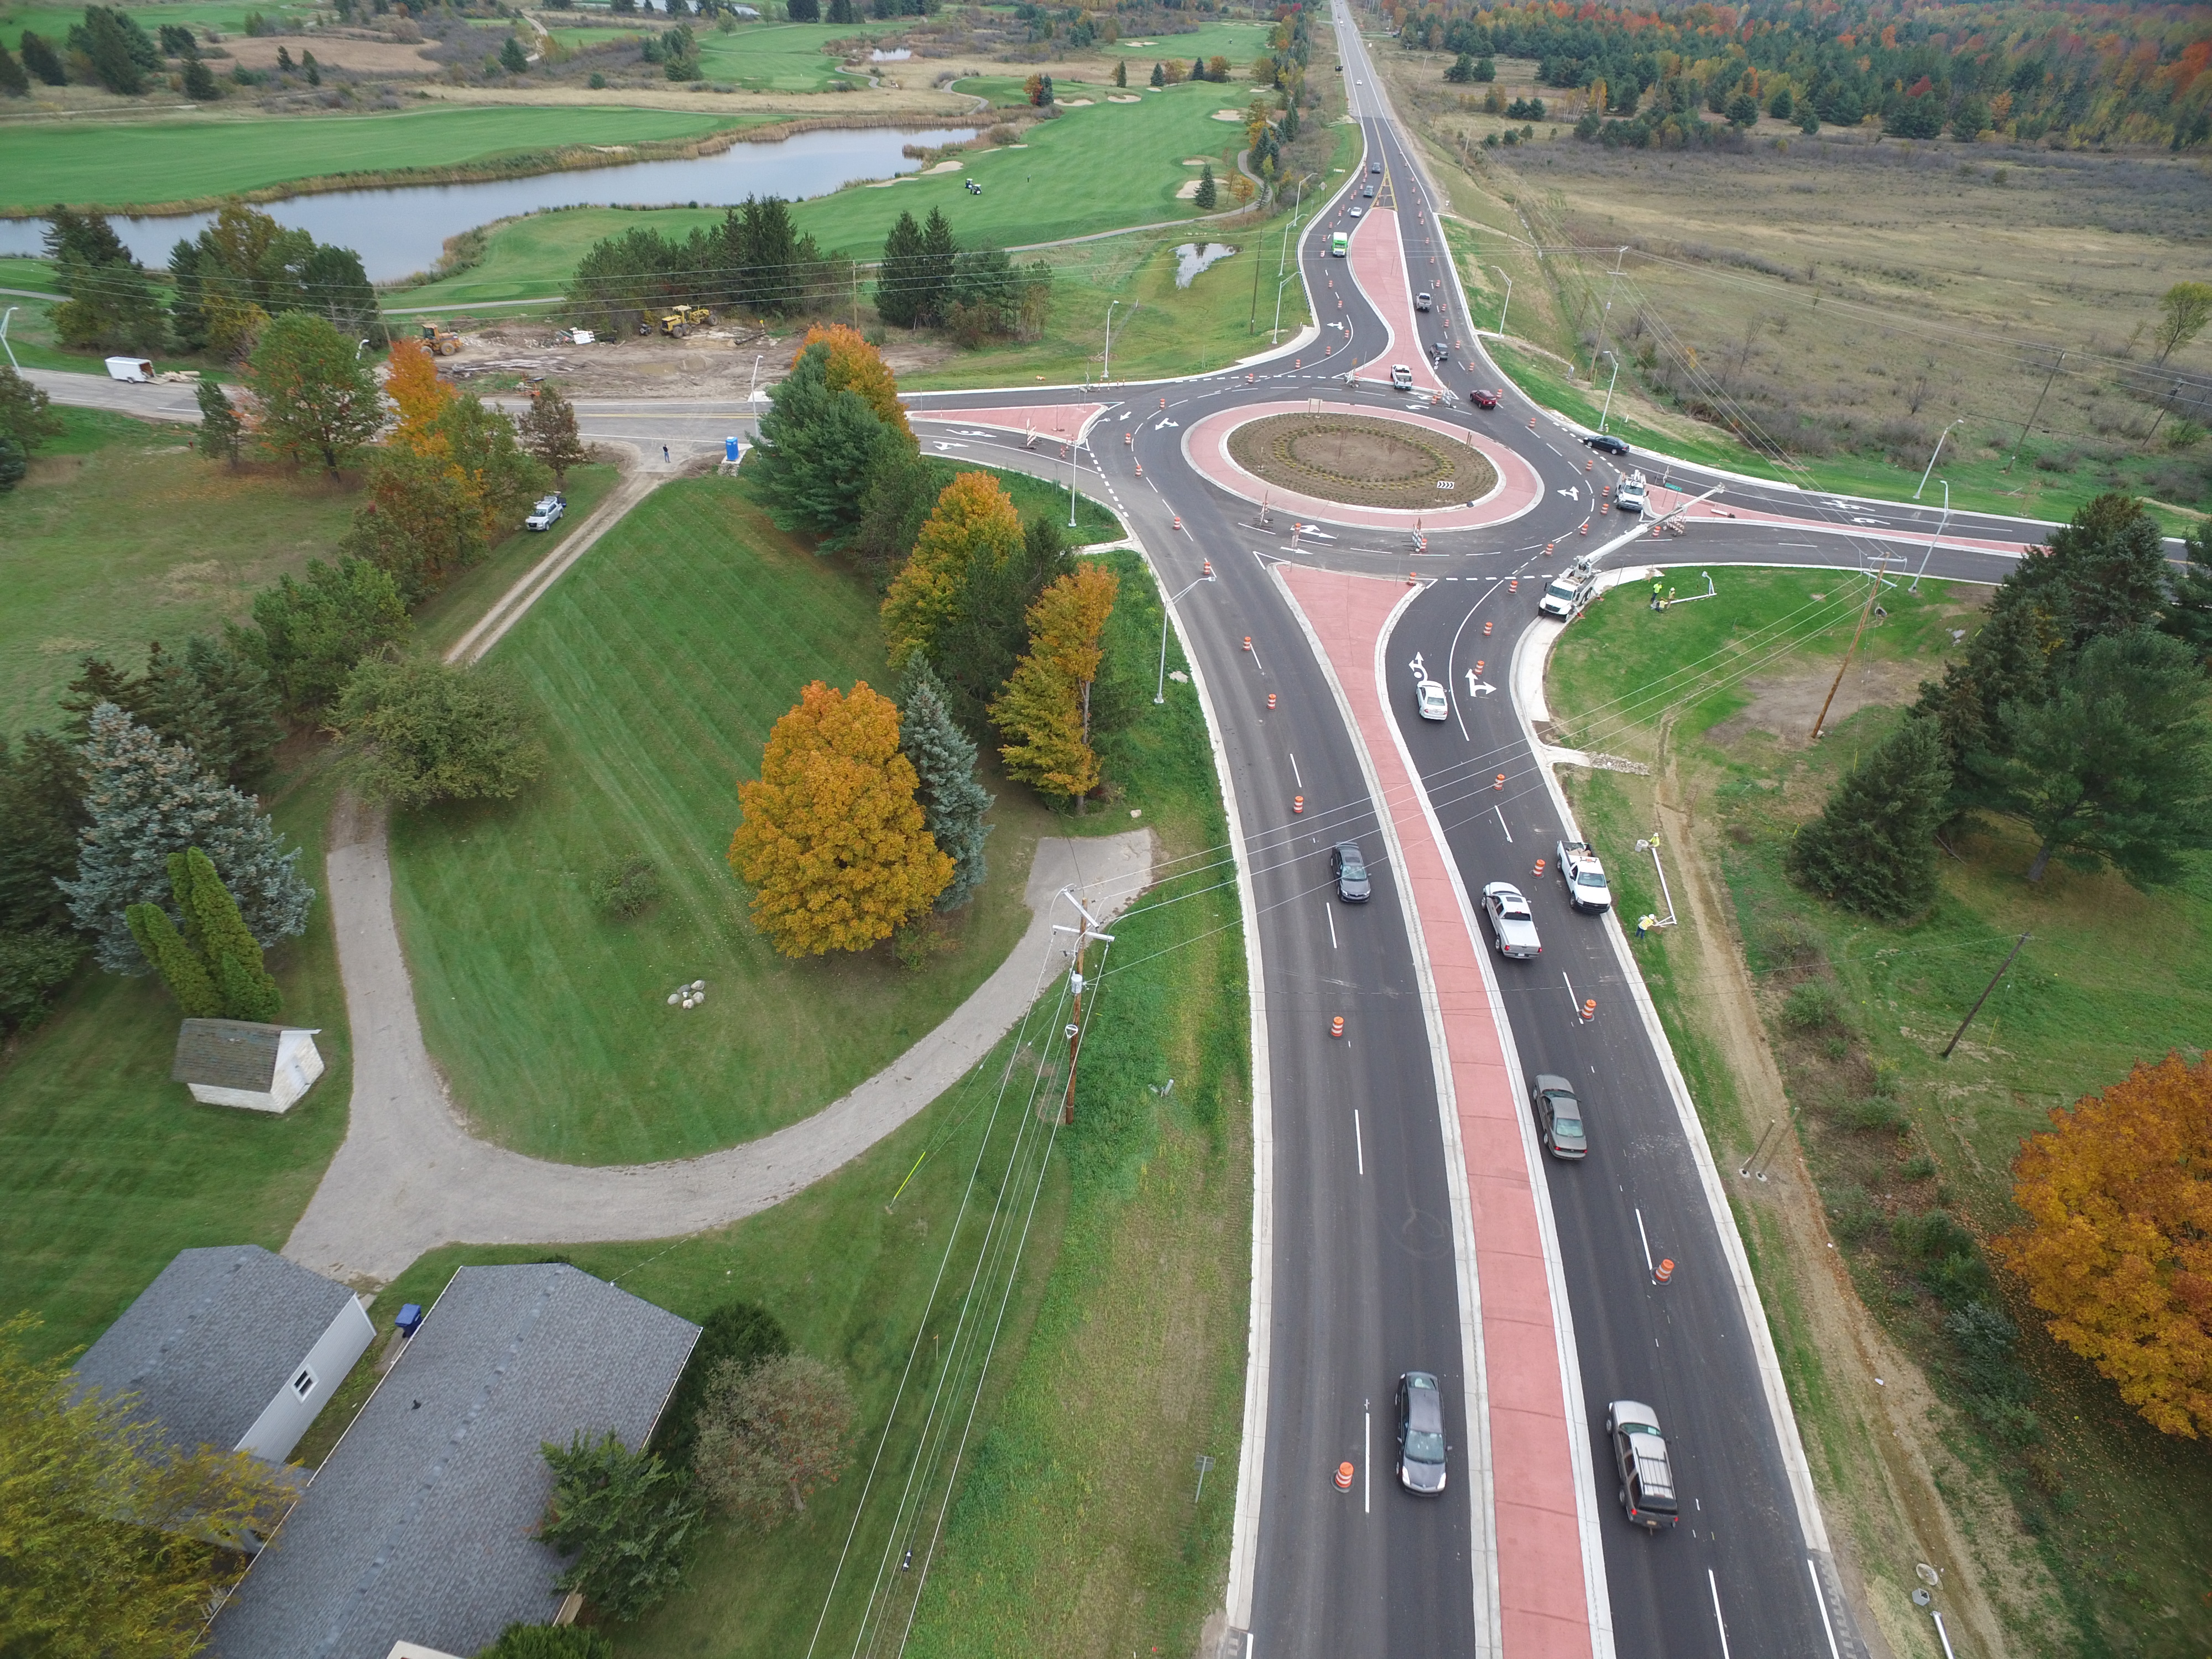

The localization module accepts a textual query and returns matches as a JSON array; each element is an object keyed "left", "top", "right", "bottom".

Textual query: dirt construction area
[{"left": 421, "top": 317, "right": 791, "bottom": 398}]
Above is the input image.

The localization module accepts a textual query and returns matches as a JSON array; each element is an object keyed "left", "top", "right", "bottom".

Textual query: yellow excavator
[{"left": 656, "top": 306, "right": 712, "bottom": 337}]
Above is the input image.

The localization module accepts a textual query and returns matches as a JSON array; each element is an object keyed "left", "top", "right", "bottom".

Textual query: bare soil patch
[
  {"left": 220, "top": 35, "right": 438, "bottom": 71},
  {"left": 1704, "top": 654, "right": 1930, "bottom": 748},
  {"left": 1227, "top": 411, "right": 1497, "bottom": 509}
]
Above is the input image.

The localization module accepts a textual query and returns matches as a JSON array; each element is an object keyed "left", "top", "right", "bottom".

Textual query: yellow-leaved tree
[
  {"left": 384, "top": 335, "right": 455, "bottom": 456},
  {"left": 880, "top": 471, "right": 1024, "bottom": 670},
  {"left": 0, "top": 1314, "right": 296, "bottom": 1658},
  {"left": 728, "top": 681, "right": 952, "bottom": 957},
  {"left": 795, "top": 321, "right": 912, "bottom": 441},
  {"left": 992, "top": 562, "right": 1118, "bottom": 806},
  {"left": 1994, "top": 1052, "right": 2212, "bottom": 1437}
]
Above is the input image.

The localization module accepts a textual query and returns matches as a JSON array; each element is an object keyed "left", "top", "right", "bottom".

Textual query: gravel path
[{"left": 283, "top": 795, "right": 1153, "bottom": 1287}]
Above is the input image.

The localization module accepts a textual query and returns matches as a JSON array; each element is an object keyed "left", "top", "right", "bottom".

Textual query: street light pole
[
  {"left": 1103, "top": 300, "right": 1121, "bottom": 385},
  {"left": 0, "top": 307, "right": 17, "bottom": 372},
  {"left": 1491, "top": 267, "right": 1512, "bottom": 339},
  {"left": 1914, "top": 419, "right": 1960, "bottom": 499},
  {"left": 1067, "top": 425, "right": 1080, "bottom": 528},
  {"left": 1591, "top": 245, "right": 1627, "bottom": 373},
  {"left": 2002, "top": 350, "right": 2065, "bottom": 473},
  {"left": 1156, "top": 569, "right": 1217, "bottom": 702},
  {"left": 1911, "top": 479, "right": 1949, "bottom": 593},
  {"left": 1597, "top": 349, "right": 1621, "bottom": 434}
]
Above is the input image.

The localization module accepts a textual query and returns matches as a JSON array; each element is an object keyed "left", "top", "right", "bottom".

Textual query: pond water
[
  {"left": 0, "top": 124, "right": 975, "bottom": 281},
  {"left": 869, "top": 47, "right": 912, "bottom": 60},
  {"left": 1173, "top": 242, "right": 1237, "bottom": 288}
]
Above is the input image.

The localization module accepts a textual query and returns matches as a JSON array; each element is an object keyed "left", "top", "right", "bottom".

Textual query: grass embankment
[
  {"left": 368, "top": 547, "right": 1251, "bottom": 1657},
  {"left": 0, "top": 0, "right": 317, "bottom": 51},
  {"left": 0, "top": 106, "right": 766, "bottom": 215},
  {"left": 409, "top": 461, "right": 621, "bottom": 660},
  {"left": 388, "top": 475, "right": 1121, "bottom": 1165},
  {"left": 1546, "top": 567, "right": 2212, "bottom": 1656},
  {"left": 0, "top": 408, "right": 361, "bottom": 729},
  {"left": 0, "top": 759, "right": 352, "bottom": 1365},
  {"left": 390, "top": 82, "right": 1270, "bottom": 310}
]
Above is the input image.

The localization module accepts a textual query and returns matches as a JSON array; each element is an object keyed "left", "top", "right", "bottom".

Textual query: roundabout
[
  {"left": 1182, "top": 399, "right": 1546, "bottom": 531},
  {"left": 1227, "top": 412, "right": 1499, "bottom": 511}
]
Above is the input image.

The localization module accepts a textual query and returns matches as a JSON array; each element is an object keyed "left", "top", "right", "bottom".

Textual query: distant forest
[{"left": 1391, "top": 0, "right": 2212, "bottom": 149}]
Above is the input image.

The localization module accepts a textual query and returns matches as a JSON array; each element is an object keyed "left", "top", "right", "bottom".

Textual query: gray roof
[
  {"left": 72, "top": 1246, "right": 359, "bottom": 1457},
  {"left": 173, "top": 1021, "right": 289, "bottom": 1091},
  {"left": 211, "top": 1264, "right": 700, "bottom": 1659}
]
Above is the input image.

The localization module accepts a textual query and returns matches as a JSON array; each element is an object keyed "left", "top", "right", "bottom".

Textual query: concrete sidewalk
[{"left": 284, "top": 795, "right": 1153, "bottom": 1287}]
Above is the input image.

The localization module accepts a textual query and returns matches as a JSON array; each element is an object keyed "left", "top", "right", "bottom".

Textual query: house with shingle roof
[
  {"left": 72, "top": 1245, "right": 374, "bottom": 1467},
  {"left": 208, "top": 1263, "right": 700, "bottom": 1659}
]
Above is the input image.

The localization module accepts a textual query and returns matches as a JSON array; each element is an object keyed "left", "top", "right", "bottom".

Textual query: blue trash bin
[{"left": 395, "top": 1303, "right": 424, "bottom": 1337}]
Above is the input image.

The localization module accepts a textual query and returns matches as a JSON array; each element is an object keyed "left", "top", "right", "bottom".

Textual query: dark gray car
[
  {"left": 1331, "top": 841, "right": 1371, "bottom": 903},
  {"left": 1531, "top": 1073, "right": 1587, "bottom": 1159},
  {"left": 1397, "top": 1370, "right": 1447, "bottom": 1494}
]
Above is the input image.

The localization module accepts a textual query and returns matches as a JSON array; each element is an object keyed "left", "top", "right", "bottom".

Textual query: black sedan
[
  {"left": 1331, "top": 841, "right": 1371, "bottom": 902},
  {"left": 1582, "top": 432, "right": 1630, "bottom": 456}
]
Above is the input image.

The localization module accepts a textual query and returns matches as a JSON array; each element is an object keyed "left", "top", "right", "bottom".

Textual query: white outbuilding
[
  {"left": 72, "top": 1245, "right": 375, "bottom": 1467},
  {"left": 171, "top": 1019, "right": 326, "bottom": 1113}
]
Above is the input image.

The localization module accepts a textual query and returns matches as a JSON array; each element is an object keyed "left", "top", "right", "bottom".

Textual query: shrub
[
  {"left": 336, "top": 658, "right": 547, "bottom": 811},
  {"left": 1838, "top": 1094, "right": 1908, "bottom": 1133},
  {"left": 691, "top": 1353, "right": 856, "bottom": 1528},
  {"left": 1758, "top": 918, "right": 1823, "bottom": 969},
  {"left": 655, "top": 1300, "right": 788, "bottom": 1467},
  {"left": 539, "top": 1432, "right": 700, "bottom": 1622},
  {"left": 1823, "top": 1182, "right": 1882, "bottom": 1243},
  {"left": 1782, "top": 980, "right": 1840, "bottom": 1030},
  {"left": 590, "top": 854, "right": 660, "bottom": 919},
  {"left": 476, "top": 1627, "right": 613, "bottom": 1659},
  {"left": 1892, "top": 1208, "right": 1991, "bottom": 1306}
]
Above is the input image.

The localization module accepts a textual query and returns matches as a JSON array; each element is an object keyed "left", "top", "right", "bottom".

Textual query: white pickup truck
[
  {"left": 1538, "top": 559, "right": 1597, "bottom": 620},
  {"left": 1615, "top": 471, "right": 1649, "bottom": 514},
  {"left": 1556, "top": 839, "right": 1613, "bottom": 912}
]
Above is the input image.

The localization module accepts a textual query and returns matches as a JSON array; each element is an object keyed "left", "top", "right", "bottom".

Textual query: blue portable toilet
[{"left": 724, "top": 436, "right": 742, "bottom": 463}]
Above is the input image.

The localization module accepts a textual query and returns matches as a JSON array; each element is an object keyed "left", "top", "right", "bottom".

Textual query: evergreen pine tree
[
  {"left": 182, "top": 53, "right": 219, "bottom": 98},
  {"left": 1149, "top": 60, "right": 1164, "bottom": 87},
  {"left": 1193, "top": 163, "right": 1217, "bottom": 210},
  {"left": 1113, "top": 58, "right": 1125, "bottom": 88},
  {"left": 172, "top": 846, "right": 281, "bottom": 1019},
  {"left": 196, "top": 375, "right": 243, "bottom": 463},
  {"left": 898, "top": 657, "right": 993, "bottom": 911},
  {"left": 499, "top": 33, "right": 528, "bottom": 73},
  {"left": 61, "top": 705, "right": 312, "bottom": 975},
  {"left": 0, "top": 42, "right": 31, "bottom": 96},
  {"left": 876, "top": 210, "right": 927, "bottom": 328},
  {"left": 126, "top": 902, "right": 222, "bottom": 1016},
  {"left": 1787, "top": 717, "right": 1952, "bottom": 919},
  {"left": 917, "top": 208, "right": 958, "bottom": 327},
  {"left": 60, "top": 655, "right": 147, "bottom": 738},
  {"left": 18, "top": 30, "right": 67, "bottom": 85}
]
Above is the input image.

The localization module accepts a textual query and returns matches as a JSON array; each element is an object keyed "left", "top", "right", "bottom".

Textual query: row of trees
[
  {"left": 1790, "top": 494, "right": 2212, "bottom": 919},
  {"left": 1394, "top": 0, "right": 2212, "bottom": 150},
  {"left": 567, "top": 195, "right": 836, "bottom": 328},
  {"left": 1, "top": 323, "right": 586, "bottom": 1030},
  {"left": 41, "top": 204, "right": 379, "bottom": 362},
  {"left": 735, "top": 327, "right": 1126, "bottom": 957}
]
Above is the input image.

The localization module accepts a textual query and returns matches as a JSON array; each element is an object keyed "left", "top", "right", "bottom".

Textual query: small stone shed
[{"left": 171, "top": 1019, "right": 326, "bottom": 1113}]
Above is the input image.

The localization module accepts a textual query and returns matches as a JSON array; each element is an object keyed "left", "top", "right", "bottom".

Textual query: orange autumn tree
[
  {"left": 992, "top": 562, "right": 1118, "bottom": 806},
  {"left": 728, "top": 681, "right": 952, "bottom": 957},
  {"left": 880, "top": 471, "right": 1024, "bottom": 670},
  {"left": 384, "top": 335, "right": 455, "bottom": 455},
  {"left": 1995, "top": 1052, "right": 2212, "bottom": 1438},
  {"left": 795, "top": 322, "right": 911, "bottom": 442}
]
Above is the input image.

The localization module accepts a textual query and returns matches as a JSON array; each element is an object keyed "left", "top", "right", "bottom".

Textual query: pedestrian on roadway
[{"left": 662, "top": 445, "right": 670, "bottom": 463}]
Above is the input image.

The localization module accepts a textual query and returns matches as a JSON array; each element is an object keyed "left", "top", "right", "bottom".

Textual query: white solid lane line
[
  {"left": 1634, "top": 1208, "right": 1654, "bottom": 1279},
  {"left": 1709, "top": 1570, "right": 1733, "bottom": 1659},
  {"left": 1495, "top": 804, "right": 1512, "bottom": 843},
  {"left": 1809, "top": 1558, "right": 1843, "bottom": 1659},
  {"left": 1354, "top": 1108, "right": 1364, "bottom": 1174},
  {"left": 1289, "top": 753, "right": 1304, "bottom": 789},
  {"left": 1364, "top": 1401, "right": 1372, "bottom": 1515},
  {"left": 1327, "top": 904, "right": 1339, "bottom": 950}
]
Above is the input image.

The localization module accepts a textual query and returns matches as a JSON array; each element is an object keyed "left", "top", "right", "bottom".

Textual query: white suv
[{"left": 524, "top": 493, "right": 566, "bottom": 531}]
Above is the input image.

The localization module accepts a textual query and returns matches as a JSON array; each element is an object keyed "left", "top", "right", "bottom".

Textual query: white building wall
[{"left": 235, "top": 1296, "right": 375, "bottom": 1465}]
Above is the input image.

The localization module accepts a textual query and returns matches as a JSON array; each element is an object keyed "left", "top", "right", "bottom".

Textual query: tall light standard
[
  {"left": 1156, "top": 567, "right": 1217, "bottom": 702},
  {"left": 1915, "top": 419, "right": 1960, "bottom": 499},
  {"left": 1911, "top": 478, "right": 1950, "bottom": 593},
  {"left": 1591, "top": 245, "right": 1627, "bottom": 375},
  {"left": 1490, "top": 267, "right": 1513, "bottom": 339},
  {"left": 1597, "top": 348, "right": 1621, "bottom": 434},
  {"left": 0, "top": 307, "right": 17, "bottom": 372},
  {"left": 1102, "top": 300, "right": 1124, "bottom": 385},
  {"left": 1067, "top": 425, "right": 1081, "bottom": 528}
]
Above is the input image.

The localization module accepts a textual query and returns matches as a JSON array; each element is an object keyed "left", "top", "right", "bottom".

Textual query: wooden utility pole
[
  {"left": 1942, "top": 933, "right": 2030, "bottom": 1058},
  {"left": 1052, "top": 891, "right": 1115, "bottom": 1125},
  {"left": 1810, "top": 557, "right": 1893, "bottom": 742}
]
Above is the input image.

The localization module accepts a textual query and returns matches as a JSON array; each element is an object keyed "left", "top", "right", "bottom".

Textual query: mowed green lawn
[
  {"left": 693, "top": 19, "right": 896, "bottom": 89},
  {"left": 0, "top": 764, "right": 352, "bottom": 1365},
  {"left": 1107, "top": 19, "right": 1274, "bottom": 65},
  {"left": 0, "top": 105, "right": 757, "bottom": 212},
  {"left": 1, "top": 0, "right": 318, "bottom": 51},
  {"left": 389, "top": 478, "right": 1056, "bottom": 1165},
  {"left": 0, "top": 409, "right": 361, "bottom": 732},
  {"left": 392, "top": 82, "right": 1261, "bottom": 309}
]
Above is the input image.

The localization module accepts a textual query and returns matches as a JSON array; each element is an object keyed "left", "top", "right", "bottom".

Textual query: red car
[{"left": 1470, "top": 388, "right": 1500, "bottom": 409}]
